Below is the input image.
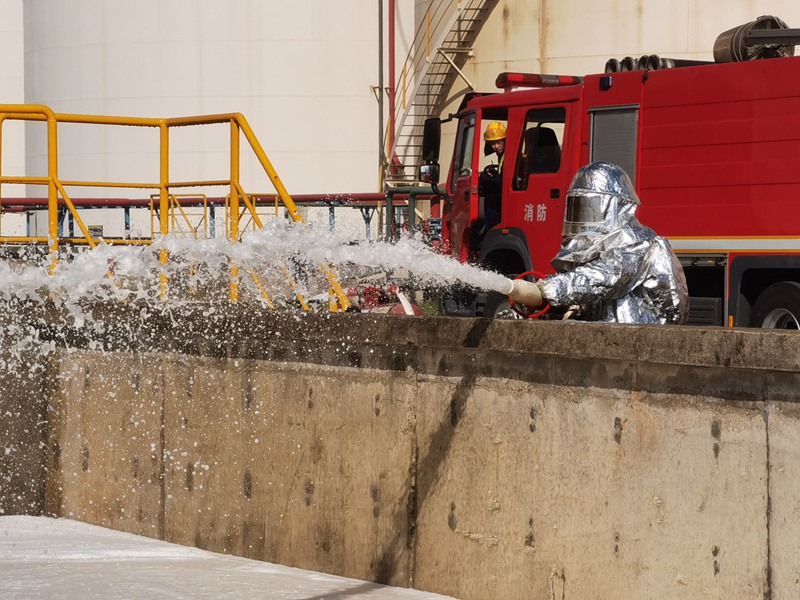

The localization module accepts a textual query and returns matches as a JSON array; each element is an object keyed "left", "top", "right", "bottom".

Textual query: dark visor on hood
[{"left": 564, "top": 193, "right": 612, "bottom": 225}]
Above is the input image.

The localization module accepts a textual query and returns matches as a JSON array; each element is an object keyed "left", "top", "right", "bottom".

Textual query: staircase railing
[{"left": 386, "top": 0, "right": 498, "bottom": 184}]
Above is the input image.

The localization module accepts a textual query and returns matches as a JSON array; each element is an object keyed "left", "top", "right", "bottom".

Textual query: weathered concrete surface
[
  {"left": 3, "top": 304, "right": 800, "bottom": 599},
  {"left": 45, "top": 352, "right": 419, "bottom": 586},
  {"left": 44, "top": 352, "right": 163, "bottom": 536},
  {"left": 0, "top": 349, "right": 47, "bottom": 515},
  {"left": 412, "top": 380, "right": 768, "bottom": 598}
]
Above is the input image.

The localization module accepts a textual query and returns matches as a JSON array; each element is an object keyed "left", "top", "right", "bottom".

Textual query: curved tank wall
[
  {"left": 0, "top": 0, "right": 26, "bottom": 235},
  {"left": 0, "top": 0, "right": 24, "bottom": 171},
  {"left": 436, "top": 0, "right": 800, "bottom": 179},
  {"left": 21, "top": 0, "right": 415, "bottom": 237},
  {"left": 18, "top": 1, "right": 800, "bottom": 236},
  {"left": 470, "top": 0, "right": 800, "bottom": 86}
]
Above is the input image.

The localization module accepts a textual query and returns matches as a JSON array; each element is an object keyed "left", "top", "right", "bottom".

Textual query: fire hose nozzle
[{"left": 506, "top": 278, "right": 544, "bottom": 308}]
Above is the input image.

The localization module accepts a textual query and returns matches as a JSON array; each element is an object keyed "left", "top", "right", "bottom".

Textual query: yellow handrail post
[
  {"left": 158, "top": 121, "right": 169, "bottom": 298},
  {"left": 0, "top": 115, "right": 4, "bottom": 227},
  {"left": 47, "top": 111, "right": 59, "bottom": 275},
  {"left": 229, "top": 118, "right": 240, "bottom": 302}
]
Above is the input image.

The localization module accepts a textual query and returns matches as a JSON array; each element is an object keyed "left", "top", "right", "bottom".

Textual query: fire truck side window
[
  {"left": 512, "top": 108, "right": 566, "bottom": 191},
  {"left": 450, "top": 113, "right": 476, "bottom": 194}
]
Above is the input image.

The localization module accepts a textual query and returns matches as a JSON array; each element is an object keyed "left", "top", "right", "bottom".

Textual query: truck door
[
  {"left": 445, "top": 111, "right": 477, "bottom": 262},
  {"left": 503, "top": 106, "right": 572, "bottom": 273}
]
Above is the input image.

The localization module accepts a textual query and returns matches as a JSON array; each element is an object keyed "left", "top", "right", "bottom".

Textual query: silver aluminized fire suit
[{"left": 538, "top": 161, "right": 688, "bottom": 324}]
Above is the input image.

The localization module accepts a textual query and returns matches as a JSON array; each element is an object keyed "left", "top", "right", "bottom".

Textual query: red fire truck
[{"left": 419, "top": 17, "right": 800, "bottom": 328}]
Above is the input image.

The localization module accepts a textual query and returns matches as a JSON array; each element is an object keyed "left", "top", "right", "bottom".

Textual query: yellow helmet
[{"left": 484, "top": 121, "right": 506, "bottom": 141}]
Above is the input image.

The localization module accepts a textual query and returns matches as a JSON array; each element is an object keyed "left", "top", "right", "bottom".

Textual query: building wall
[
  {"left": 0, "top": 0, "right": 26, "bottom": 234},
  {"left": 437, "top": 0, "right": 800, "bottom": 176},
  {"left": 23, "top": 1, "right": 380, "bottom": 193},
  {"left": 20, "top": 0, "right": 416, "bottom": 238},
  {"left": 12, "top": 2, "right": 800, "bottom": 237},
  {"left": 471, "top": 0, "right": 800, "bottom": 90},
  {"left": 0, "top": 0, "right": 24, "bottom": 178}
]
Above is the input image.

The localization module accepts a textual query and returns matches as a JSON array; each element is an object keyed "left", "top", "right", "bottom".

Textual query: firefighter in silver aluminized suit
[{"left": 524, "top": 161, "right": 688, "bottom": 324}]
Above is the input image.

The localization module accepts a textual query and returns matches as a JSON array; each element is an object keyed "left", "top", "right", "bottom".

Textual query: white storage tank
[
  {"left": 17, "top": 0, "right": 800, "bottom": 238},
  {"left": 22, "top": 0, "right": 401, "bottom": 238}
]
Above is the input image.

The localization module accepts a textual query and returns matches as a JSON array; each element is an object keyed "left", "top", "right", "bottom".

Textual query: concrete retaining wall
[
  {"left": 3, "top": 304, "right": 800, "bottom": 599},
  {"left": 0, "top": 346, "right": 47, "bottom": 516}
]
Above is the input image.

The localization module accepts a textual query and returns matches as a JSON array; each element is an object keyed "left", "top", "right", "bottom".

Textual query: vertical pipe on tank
[
  {"left": 388, "top": 0, "right": 396, "bottom": 165},
  {"left": 158, "top": 122, "right": 169, "bottom": 297},
  {"left": 229, "top": 119, "right": 240, "bottom": 302},
  {"left": 378, "top": 0, "right": 385, "bottom": 184},
  {"left": 47, "top": 112, "right": 58, "bottom": 274}
]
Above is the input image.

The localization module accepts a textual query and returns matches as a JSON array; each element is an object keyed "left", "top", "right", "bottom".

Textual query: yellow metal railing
[
  {"left": 149, "top": 194, "right": 210, "bottom": 240},
  {"left": 0, "top": 104, "right": 350, "bottom": 310},
  {"left": 224, "top": 193, "right": 282, "bottom": 238}
]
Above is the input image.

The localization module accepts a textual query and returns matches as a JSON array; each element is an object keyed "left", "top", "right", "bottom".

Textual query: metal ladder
[{"left": 386, "top": 0, "right": 499, "bottom": 185}]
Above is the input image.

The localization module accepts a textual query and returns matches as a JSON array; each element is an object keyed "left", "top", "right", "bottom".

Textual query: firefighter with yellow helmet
[{"left": 480, "top": 121, "right": 506, "bottom": 230}]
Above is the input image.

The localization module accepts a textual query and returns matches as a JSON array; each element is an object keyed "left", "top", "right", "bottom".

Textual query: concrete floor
[{"left": 0, "top": 516, "right": 456, "bottom": 600}]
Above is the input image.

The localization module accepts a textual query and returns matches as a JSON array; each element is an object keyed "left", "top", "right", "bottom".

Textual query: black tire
[{"left": 749, "top": 282, "right": 800, "bottom": 329}]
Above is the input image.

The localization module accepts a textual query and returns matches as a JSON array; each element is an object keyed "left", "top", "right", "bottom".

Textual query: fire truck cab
[{"left": 421, "top": 26, "right": 800, "bottom": 328}]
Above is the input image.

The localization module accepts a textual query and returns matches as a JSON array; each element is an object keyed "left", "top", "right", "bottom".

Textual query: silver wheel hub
[{"left": 761, "top": 308, "right": 800, "bottom": 329}]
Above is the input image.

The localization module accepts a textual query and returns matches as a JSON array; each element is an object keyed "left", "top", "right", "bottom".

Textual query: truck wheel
[
  {"left": 749, "top": 282, "right": 800, "bottom": 329},
  {"left": 483, "top": 292, "right": 525, "bottom": 320}
]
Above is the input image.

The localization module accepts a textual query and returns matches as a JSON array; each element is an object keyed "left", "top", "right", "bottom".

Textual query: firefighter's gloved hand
[{"left": 506, "top": 279, "right": 543, "bottom": 308}]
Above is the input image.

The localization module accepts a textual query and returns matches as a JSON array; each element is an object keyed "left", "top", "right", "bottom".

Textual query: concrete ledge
[{"left": 32, "top": 303, "right": 800, "bottom": 392}]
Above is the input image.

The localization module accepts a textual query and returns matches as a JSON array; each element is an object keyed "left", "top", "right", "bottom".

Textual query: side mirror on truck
[
  {"left": 418, "top": 117, "right": 441, "bottom": 184},
  {"left": 418, "top": 163, "right": 440, "bottom": 185}
]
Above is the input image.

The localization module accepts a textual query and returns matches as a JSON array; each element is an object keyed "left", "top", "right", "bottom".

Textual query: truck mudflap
[
  {"left": 477, "top": 228, "right": 533, "bottom": 274},
  {"left": 438, "top": 283, "right": 481, "bottom": 317},
  {"left": 686, "top": 297, "right": 724, "bottom": 326}
]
